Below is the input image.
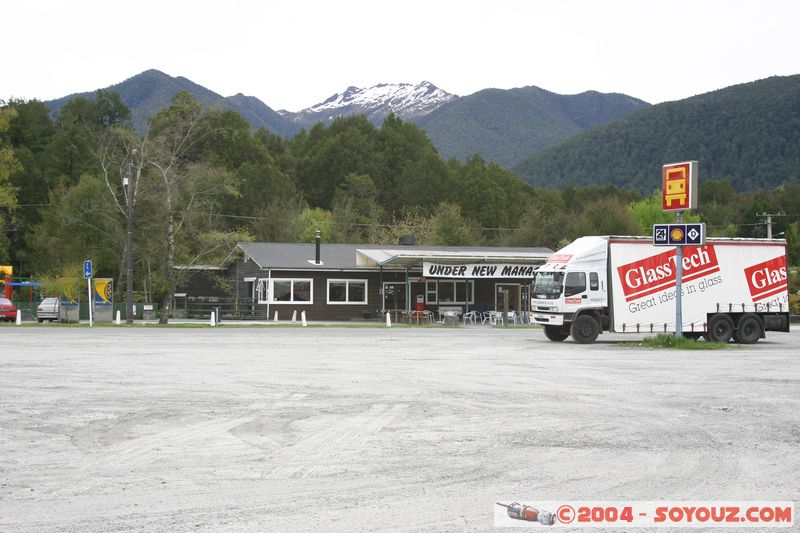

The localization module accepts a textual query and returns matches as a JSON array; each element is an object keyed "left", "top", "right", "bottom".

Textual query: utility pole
[
  {"left": 765, "top": 212, "right": 772, "bottom": 239},
  {"left": 760, "top": 212, "right": 785, "bottom": 239},
  {"left": 125, "top": 148, "right": 137, "bottom": 324}
]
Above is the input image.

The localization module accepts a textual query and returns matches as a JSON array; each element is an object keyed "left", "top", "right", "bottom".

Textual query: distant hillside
[
  {"left": 513, "top": 75, "right": 800, "bottom": 193},
  {"left": 225, "top": 92, "right": 299, "bottom": 137},
  {"left": 45, "top": 70, "right": 299, "bottom": 136},
  {"left": 415, "top": 86, "right": 649, "bottom": 167}
]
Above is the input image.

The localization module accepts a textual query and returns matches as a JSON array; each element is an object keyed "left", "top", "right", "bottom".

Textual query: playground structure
[{"left": 1, "top": 266, "right": 43, "bottom": 319}]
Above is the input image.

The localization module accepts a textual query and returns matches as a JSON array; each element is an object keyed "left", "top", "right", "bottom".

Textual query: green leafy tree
[
  {"left": 504, "top": 189, "right": 568, "bottom": 249},
  {"left": 38, "top": 262, "right": 84, "bottom": 301},
  {"left": 629, "top": 190, "right": 701, "bottom": 234},
  {"left": 573, "top": 196, "right": 642, "bottom": 236},
  {"left": 0, "top": 106, "right": 21, "bottom": 262},
  {"left": 292, "top": 207, "right": 336, "bottom": 243},
  {"left": 330, "top": 173, "right": 385, "bottom": 243},
  {"left": 428, "top": 202, "right": 481, "bottom": 245},
  {"left": 376, "top": 114, "right": 452, "bottom": 213},
  {"left": 25, "top": 175, "right": 124, "bottom": 275},
  {"left": 368, "top": 206, "right": 434, "bottom": 245},
  {"left": 293, "top": 116, "right": 379, "bottom": 209},
  {"left": 146, "top": 92, "right": 248, "bottom": 323},
  {"left": 3, "top": 100, "right": 57, "bottom": 255}
]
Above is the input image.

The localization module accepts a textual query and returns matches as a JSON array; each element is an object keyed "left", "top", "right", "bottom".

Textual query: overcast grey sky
[{"left": 4, "top": 0, "right": 799, "bottom": 111}]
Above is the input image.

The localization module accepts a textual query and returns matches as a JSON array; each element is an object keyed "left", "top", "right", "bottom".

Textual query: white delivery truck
[{"left": 531, "top": 236, "right": 790, "bottom": 344}]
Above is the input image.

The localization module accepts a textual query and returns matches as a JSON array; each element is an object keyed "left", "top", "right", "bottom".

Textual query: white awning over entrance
[{"left": 355, "top": 247, "right": 551, "bottom": 269}]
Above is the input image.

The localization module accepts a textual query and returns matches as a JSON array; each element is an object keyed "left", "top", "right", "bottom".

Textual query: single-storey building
[{"left": 177, "top": 238, "right": 553, "bottom": 321}]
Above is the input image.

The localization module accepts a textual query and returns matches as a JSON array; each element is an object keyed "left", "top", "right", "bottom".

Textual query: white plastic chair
[
  {"left": 507, "top": 311, "right": 518, "bottom": 325},
  {"left": 462, "top": 310, "right": 478, "bottom": 325}
]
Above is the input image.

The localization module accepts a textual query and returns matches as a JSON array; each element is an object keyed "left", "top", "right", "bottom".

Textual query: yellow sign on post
[{"left": 662, "top": 161, "right": 698, "bottom": 212}]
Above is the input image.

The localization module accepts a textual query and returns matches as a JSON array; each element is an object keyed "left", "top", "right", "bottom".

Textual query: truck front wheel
[
  {"left": 733, "top": 313, "right": 762, "bottom": 344},
  {"left": 543, "top": 325, "right": 570, "bottom": 342},
  {"left": 571, "top": 315, "right": 600, "bottom": 344},
  {"left": 707, "top": 314, "right": 734, "bottom": 343}
]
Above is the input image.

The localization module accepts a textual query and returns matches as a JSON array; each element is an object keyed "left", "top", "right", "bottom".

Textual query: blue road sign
[
  {"left": 83, "top": 259, "right": 93, "bottom": 279},
  {"left": 653, "top": 223, "right": 705, "bottom": 246}
]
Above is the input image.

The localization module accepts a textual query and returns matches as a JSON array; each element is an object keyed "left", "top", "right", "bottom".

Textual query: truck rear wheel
[
  {"left": 733, "top": 313, "right": 762, "bottom": 344},
  {"left": 707, "top": 314, "right": 734, "bottom": 343},
  {"left": 543, "top": 325, "right": 570, "bottom": 342},
  {"left": 570, "top": 315, "right": 600, "bottom": 344}
]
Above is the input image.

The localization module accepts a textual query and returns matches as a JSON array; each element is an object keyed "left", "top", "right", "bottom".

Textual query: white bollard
[
  {"left": 301, "top": 310, "right": 307, "bottom": 327},
  {"left": 16, "top": 310, "right": 22, "bottom": 325},
  {"left": 273, "top": 310, "right": 279, "bottom": 322},
  {"left": 115, "top": 310, "right": 121, "bottom": 325},
  {"left": 386, "top": 311, "right": 392, "bottom": 328},
  {"left": 291, "top": 310, "right": 297, "bottom": 323},
  {"left": 210, "top": 311, "right": 216, "bottom": 327}
]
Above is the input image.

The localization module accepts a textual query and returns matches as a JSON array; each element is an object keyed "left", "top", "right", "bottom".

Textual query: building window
[
  {"left": 274, "top": 280, "right": 292, "bottom": 301},
  {"left": 257, "top": 278, "right": 314, "bottom": 304},
  {"left": 327, "top": 279, "right": 368, "bottom": 304},
  {"left": 426, "top": 281, "right": 438, "bottom": 304},
  {"left": 426, "top": 280, "right": 474, "bottom": 304}
]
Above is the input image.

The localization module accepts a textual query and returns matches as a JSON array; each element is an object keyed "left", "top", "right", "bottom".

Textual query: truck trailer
[{"left": 531, "top": 236, "right": 790, "bottom": 344}]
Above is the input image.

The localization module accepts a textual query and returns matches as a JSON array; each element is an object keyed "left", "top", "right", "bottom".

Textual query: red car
[{"left": 0, "top": 297, "right": 17, "bottom": 322}]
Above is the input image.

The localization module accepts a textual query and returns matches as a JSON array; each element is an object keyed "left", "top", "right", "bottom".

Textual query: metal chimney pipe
[{"left": 315, "top": 230, "right": 321, "bottom": 264}]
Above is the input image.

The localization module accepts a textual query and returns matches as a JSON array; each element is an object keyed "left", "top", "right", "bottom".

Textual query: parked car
[
  {"left": 0, "top": 297, "right": 17, "bottom": 322},
  {"left": 36, "top": 297, "right": 60, "bottom": 322}
]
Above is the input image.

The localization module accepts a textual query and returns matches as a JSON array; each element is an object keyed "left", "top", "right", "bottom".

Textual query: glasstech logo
[
  {"left": 617, "top": 245, "right": 720, "bottom": 302},
  {"left": 744, "top": 256, "right": 788, "bottom": 302}
]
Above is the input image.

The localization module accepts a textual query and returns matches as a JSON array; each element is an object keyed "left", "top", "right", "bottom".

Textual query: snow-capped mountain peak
[{"left": 288, "top": 81, "right": 456, "bottom": 127}]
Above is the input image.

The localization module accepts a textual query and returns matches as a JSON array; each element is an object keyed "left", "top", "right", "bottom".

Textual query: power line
[{"left": 200, "top": 212, "right": 523, "bottom": 232}]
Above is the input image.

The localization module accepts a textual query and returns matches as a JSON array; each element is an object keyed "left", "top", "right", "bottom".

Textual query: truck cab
[{"left": 530, "top": 237, "right": 611, "bottom": 343}]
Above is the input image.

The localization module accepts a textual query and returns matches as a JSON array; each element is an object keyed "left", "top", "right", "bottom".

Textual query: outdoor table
[{"left": 441, "top": 310, "right": 461, "bottom": 326}]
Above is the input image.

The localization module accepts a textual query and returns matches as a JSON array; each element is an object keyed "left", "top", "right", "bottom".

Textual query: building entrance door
[
  {"left": 495, "top": 283, "right": 521, "bottom": 313},
  {"left": 383, "top": 283, "right": 406, "bottom": 311}
]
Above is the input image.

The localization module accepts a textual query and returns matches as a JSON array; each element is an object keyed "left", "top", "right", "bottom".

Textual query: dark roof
[{"left": 237, "top": 242, "right": 553, "bottom": 270}]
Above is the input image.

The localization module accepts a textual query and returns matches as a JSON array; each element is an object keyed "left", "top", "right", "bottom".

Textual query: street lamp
[{"left": 125, "top": 148, "right": 137, "bottom": 324}]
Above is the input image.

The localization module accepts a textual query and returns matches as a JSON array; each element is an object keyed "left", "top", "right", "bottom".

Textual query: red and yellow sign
[{"left": 662, "top": 161, "right": 698, "bottom": 212}]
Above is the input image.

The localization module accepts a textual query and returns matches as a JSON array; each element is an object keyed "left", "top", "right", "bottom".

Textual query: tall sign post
[
  {"left": 84, "top": 259, "right": 93, "bottom": 328},
  {"left": 656, "top": 161, "right": 698, "bottom": 337}
]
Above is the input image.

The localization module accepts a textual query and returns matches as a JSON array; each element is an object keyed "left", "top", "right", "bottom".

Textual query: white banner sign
[{"left": 423, "top": 262, "right": 537, "bottom": 279}]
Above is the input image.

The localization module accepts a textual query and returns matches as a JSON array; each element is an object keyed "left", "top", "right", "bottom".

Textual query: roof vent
[{"left": 399, "top": 234, "right": 416, "bottom": 246}]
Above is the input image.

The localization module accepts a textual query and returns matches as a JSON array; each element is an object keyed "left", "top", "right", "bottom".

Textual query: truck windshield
[{"left": 532, "top": 272, "right": 564, "bottom": 299}]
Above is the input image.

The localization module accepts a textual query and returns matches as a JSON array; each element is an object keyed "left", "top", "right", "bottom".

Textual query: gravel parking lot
[{"left": 1, "top": 325, "right": 798, "bottom": 531}]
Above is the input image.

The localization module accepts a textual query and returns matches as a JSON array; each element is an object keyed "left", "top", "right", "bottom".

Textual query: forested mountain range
[
  {"left": 45, "top": 70, "right": 301, "bottom": 137},
  {"left": 513, "top": 74, "right": 800, "bottom": 193},
  {"left": 416, "top": 86, "right": 648, "bottom": 167},
  {"left": 42, "top": 69, "right": 647, "bottom": 168}
]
